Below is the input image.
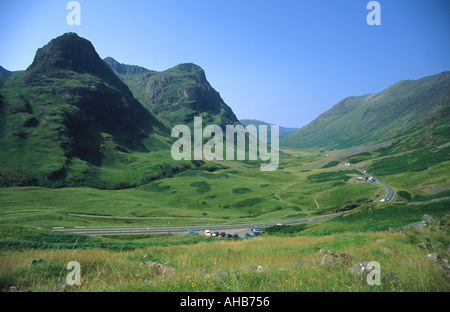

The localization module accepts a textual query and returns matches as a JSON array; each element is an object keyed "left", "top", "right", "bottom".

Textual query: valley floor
[{"left": 1, "top": 147, "right": 449, "bottom": 292}]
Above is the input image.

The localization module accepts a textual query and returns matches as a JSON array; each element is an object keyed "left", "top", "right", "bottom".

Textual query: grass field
[
  {"left": 0, "top": 146, "right": 449, "bottom": 292},
  {"left": 1, "top": 216, "right": 449, "bottom": 292}
]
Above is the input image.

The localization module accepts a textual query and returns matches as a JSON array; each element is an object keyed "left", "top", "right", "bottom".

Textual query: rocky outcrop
[
  {"left": 140, "top": 261, "right": 175, "bottom": 276},
  {"left": 318, "top": 249, "right": 353, "bottom": 266},
  {"left": 403, "top": 214, "right": 438, "bottom": 230}
]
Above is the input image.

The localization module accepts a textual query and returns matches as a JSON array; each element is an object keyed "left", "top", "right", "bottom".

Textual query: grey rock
[
  {"left": 293, "top": 260, "right": 316, "bottom": 269},
  {"left": 320, "top": 252, "right": 352, "bottom": 266},
  {"left": 256, "top": 266, "right": 266, "bottom": 273},
  {"left": 213, "top": 268, "right": 229, "bottom": 278},
  {"left": 404, "top": 221, "right": 427, "bottom": 229},
  {"left": 348, "top": 262, "right": 369, "bottom": 276},
  {"left": 426, "top": 254, "right": 442, "bottom": 262},
  {"left": 422, "top": 214, "right": 437, "bottom": 225},
  {"left": 141, "top": 261, "right": 175, "bottom": 276},
  {"left": 242, "top": 265, "right": 257, "bottom": 272},
  {"left": 8, "top": 285, "right": 31, "bottom": 293}
]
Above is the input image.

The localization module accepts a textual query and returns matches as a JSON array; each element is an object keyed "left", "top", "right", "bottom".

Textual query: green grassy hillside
[
  {"left": 0, "top": 33, "right": 216, "bottom": 189},
  {"left": 281, "top": 71, "right": 450, "bottom": 150}
]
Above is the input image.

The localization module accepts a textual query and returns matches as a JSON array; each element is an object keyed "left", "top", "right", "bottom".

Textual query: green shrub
[
  {"left": 321, "top": 161, "right": 340, "bottom": 168},
  {"left": 190, "top": 181, "right": 211, "bottom": 194},
  {"left": 232, "top": 187, "right": 251, "bottom": 194},
  {"left": 232, "top": 197, "right": 263, "bottom": 208},
  {"left": 397, "top": 191, "right": 412, "bottom": 201}
]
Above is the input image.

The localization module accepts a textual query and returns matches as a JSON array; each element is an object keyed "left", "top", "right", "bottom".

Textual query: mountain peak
[
  {"left": 27, "top": 33, "right": 130, "bottom": 93},
  {"left": 28, "top": 33, "right": 98, "bottom": 72},
  {"left": 167, "top": 63, "right": 206, "bottom": 79},
  {"left": 170, "top": 63, "right": 203, "bottom": 72}
]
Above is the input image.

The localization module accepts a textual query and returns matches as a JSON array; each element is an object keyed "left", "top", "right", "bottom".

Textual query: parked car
[
  {"left": 205, "top": 230, "right": 212, "bottom": 236},
  {"left": 245, "top": 232, "right": 255, "bottom": 237},
  {"left": 252, "top": 226, "right": 262, "bottom": 232},
  {"left": 187, "top": 230, "right": 198, "bottom": 235},
  {"left": 253, "top": 230, "right": 264, "bottom": 236},
  {"left": 212, "top": 231, "right": 219, "bottom": 236},
  {"left": 232, "top": 233, "right": 238, "bottom": 238},
  {"left": 225, "top": 233, "right": 233, "bottom": 238},
  {"left": 218, "top": 232, "right": 226, "bottom": 237}
]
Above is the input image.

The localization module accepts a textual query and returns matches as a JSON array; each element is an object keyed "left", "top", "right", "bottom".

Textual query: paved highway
[
  {"left": 349, "top": 164, "right": 396, "bottom": 202},
  {"left": 52, "top": 212, "right": 343, "bottom": 236},
  {"left": 52, "top": 165, "right": 393, "bottom": 236}
]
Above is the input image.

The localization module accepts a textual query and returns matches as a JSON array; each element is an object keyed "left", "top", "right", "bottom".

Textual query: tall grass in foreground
[{"left": 1, "top": 231, "right": 448, "bottom": 292}]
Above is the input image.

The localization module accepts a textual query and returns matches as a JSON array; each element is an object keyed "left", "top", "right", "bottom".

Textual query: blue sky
[{"left": 1, "top": 0, "right": 449, "bottom": 128}]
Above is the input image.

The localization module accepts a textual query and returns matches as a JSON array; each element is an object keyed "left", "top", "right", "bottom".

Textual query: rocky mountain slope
[
  {"left": 0, "top": 33, "right": 170, "bottom": 187},
  {"left": 104, "top": 57, "right": 239, "bottom": 128}
]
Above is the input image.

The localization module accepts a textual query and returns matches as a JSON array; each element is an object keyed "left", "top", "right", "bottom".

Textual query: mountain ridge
[
  {"left": 104, "top": 57, "right": 240, "bottom": 128},
  {"left": 0, "top": 66, "right": 14, "bottom": 79},
  {"left": 281, "top": 71, "right": 450, "bottom": 149},
  {"left": 103, "top": 57, "right": 153, "bottom": 76}
]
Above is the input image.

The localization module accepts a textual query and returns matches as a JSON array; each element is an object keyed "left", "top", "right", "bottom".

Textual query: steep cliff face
[
  {"left": 105, "top": 58, "right": 239, "bottom": 128},
  {"left": 103, "top": 57, "right": 152, "bottom": 76}
]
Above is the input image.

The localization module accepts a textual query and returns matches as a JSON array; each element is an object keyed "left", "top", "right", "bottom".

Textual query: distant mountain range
[
  {"left": 281, "top": 71, "right": 450, "bottom": 150},
  {"left": 1, "top": 32, "right": 448, "bottom": 188},
  {"left": 0, "top": 33, "right": 240, "bottom": 188},
  {"left": 239, "top": 119, "right": 299, "bottom": 144}
]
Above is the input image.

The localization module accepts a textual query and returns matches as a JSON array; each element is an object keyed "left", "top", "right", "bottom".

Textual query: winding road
[{"left": 349, "top": 164, "right": 396, "bottom": 202}]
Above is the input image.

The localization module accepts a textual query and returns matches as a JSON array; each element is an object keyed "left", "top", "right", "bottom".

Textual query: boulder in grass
[
  {"left": 319, "top": 250, "right": 353, "bottom": 266},
  {"left": 422, "top": 214, "right": 437, "bottom": 225}
]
